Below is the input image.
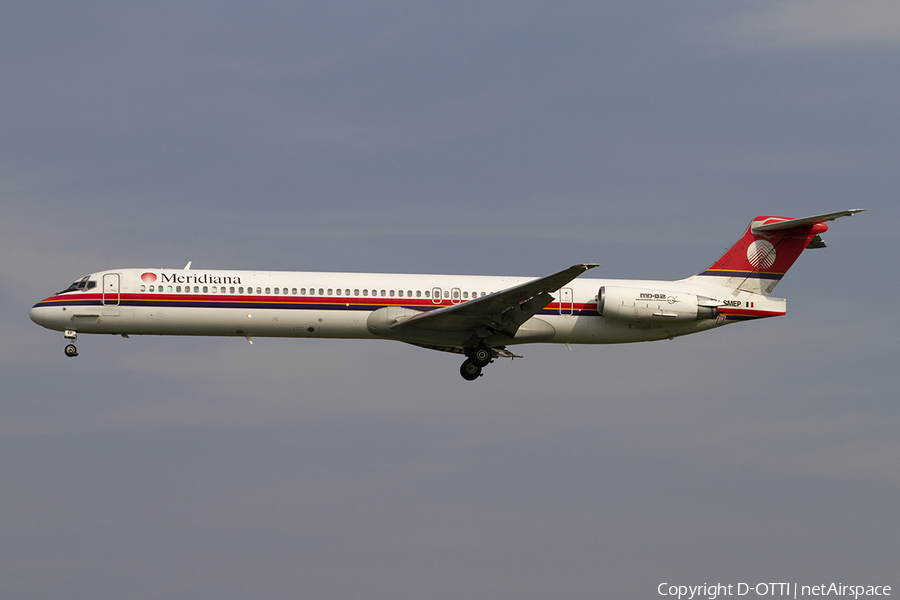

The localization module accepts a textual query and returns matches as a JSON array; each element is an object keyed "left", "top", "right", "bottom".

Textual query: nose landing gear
[{"left": 64, "top": 330, "right": 78, "bottom": 357}]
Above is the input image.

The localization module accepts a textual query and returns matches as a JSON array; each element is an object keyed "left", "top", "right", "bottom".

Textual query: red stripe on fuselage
[
  {"left": 37, "top": 292, "right": 601, "bottom": 316},
  {"left": 717, "top": 307, "right": 785, "bottom": 319}
]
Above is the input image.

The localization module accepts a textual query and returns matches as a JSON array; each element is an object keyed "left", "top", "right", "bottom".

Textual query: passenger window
[
  {"left": 336, "top": 289, "right": 342, "bottom": 296},
  {"left": 425, "top": 291, "right": 430, "bottom": 298},
  {"left": 274, "top": 288, "right": 279, "bottom": 295},
  {"left": 444, "top": 291, "right": 449, "bottom": 298},
  {"left": 363, "top": 289, "right": 368, "bottom": 296},
  {"left": 381, "top": 290, "right": 386, "bottom": 297},
  {"left": 211, "top": 286, "right": 217, "bottom": 294},
  {"left": 229, "top": 287, "right": 235, "bottom": 294},
  {"left": 327, "top": 288, "right": 333, "bottom": 295},
  {"left": 292, "top": 288, "right": 297, "bottom": 295},
  {"left": 354, "top": 289, "right": 360, "bottom": 296},
  {"left": 239, "top": 287, "right": 244, "bottom": 294},
  {"left": 463, "top": 291, "right": 468, "bottom": 298},
  {"left": 265, "top": 287, "right": 271, "bottom": 294},
  {"left": 417, "top": 291, "right": 422, "bottom": 298},
  {"left": 256, "top": 288, "right": 262, "bottom": 294},
  {"left": 345, "top": 289, "right": 350, "bottom": 296},
  {"left": 318, "top": 288, "right": 324, "bottom": 295},
  {"left": 390, "top": 290, "right": 395, "bottom": 297}
]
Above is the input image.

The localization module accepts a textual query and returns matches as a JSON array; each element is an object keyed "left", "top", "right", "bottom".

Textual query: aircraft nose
[{"left": 30, "top": 304, "right": 44, "bottom": 326}]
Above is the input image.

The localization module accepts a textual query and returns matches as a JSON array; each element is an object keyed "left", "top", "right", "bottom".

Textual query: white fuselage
[{"left": 30, "top": 267, "right": 786, "bottom": 347}]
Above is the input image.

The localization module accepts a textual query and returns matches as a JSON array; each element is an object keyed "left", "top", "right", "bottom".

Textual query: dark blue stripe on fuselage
[
  {"left": 35, "top": 294, "right": 600, "bottom": 317},
  {"left": 698, "top": 270, "right": 784, "bottom": 280}
]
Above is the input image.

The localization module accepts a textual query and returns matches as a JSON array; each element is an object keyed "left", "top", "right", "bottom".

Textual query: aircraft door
[
  {"left": 431, "top": 287, "right": 443, "bottom": 305},
  {"left": 103, "top": 273, "right": 120, "bottom": 306},
  {"left": 558, "top": 287, "right": 573, "bottom": 315}
]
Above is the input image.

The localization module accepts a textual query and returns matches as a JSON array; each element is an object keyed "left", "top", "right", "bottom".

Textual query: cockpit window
[{"left": 59, "top": 276, "right": 97, "bottom": 294}]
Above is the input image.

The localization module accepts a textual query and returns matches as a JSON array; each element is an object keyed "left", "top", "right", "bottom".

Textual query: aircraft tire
[
  {"left": 460, "top": 359, "right": 482, "bottom": 381},
  {"left": 64, "top": 344, "right": 78, "bottom": 357},
  {"left": 470, "top": 346, "right": 493, "bottom": 368}
]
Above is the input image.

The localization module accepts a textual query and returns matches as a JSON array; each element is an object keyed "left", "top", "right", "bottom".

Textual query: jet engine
[{"left": 597, "top": 286, "right": 720, "bottom": 322}]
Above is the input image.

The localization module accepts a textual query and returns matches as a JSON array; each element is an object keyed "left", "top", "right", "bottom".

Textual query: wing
[{"left": 390, "top": 263, "right": 599, "bottom": 341}]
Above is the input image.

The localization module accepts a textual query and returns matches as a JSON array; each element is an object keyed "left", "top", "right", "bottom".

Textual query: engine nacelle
[{"left": 597, "top": 286, "right": 720, "bottom": 322}]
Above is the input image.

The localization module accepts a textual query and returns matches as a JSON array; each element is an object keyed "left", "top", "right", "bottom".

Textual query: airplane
[{"left": 30, "top": 209, "right": 864, "bottom": 380}]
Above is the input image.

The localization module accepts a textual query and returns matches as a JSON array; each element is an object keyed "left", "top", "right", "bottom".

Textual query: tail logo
[{"left": 746, "top": 240, "right": 776, "bottom": 269}]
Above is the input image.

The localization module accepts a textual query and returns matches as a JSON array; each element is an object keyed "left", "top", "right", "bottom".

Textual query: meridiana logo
[
  {"left": 746, "top": 240, "right": 776, "bottom": 269},
  {"left": 160, "top": 272, "right": 242, "bottom": 284},
  {"left": 141, "top": 272, "right": 243, "bottom": 285}
]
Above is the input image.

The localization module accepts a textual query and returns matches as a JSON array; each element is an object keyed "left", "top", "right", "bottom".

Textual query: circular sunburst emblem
[
  {"left": 746, "top": 240, "right": 776, "bottom": 269},
  {"left": 141, "top": 272, "right": 158, "bottom": 283}
]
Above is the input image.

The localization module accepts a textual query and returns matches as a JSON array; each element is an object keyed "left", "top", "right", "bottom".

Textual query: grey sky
[{"left": 2, "top": 2, "right": 898, "bottom": 599}]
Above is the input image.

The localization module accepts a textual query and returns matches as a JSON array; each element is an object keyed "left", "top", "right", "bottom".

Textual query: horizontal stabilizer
[
  {"left": 751, "top": 209, "right": 866, "bottom": 233},
  {"left": 806, "top": 234, "right": 827, "bottom": 249}
]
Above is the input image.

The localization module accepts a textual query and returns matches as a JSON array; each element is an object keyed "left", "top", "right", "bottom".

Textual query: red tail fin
[{"left": 686, "top": 210, "right": 865, "bottom": 295}]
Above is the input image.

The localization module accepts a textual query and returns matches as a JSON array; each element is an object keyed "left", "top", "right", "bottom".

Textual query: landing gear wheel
[
  {"left": 470, "top": 346, "right": 493, "bottom": 368},
  {"left": 64, "top": 344, "right": 78, "bottom": 357},
  {"left": 460, "top": 359, "right": 482, "bottom": 381}
]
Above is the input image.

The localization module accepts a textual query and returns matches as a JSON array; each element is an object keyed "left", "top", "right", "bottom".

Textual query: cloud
[{"left": 718, "top": 0, "right": 900, "bottom": 50}]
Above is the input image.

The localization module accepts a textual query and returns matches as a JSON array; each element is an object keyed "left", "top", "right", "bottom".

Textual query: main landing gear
[
  {"left": 459, "top": 346, "right": 494, "bottom": 381},
  {"left": 64, "top": 330, "right": 78, "bottom": 357}
]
